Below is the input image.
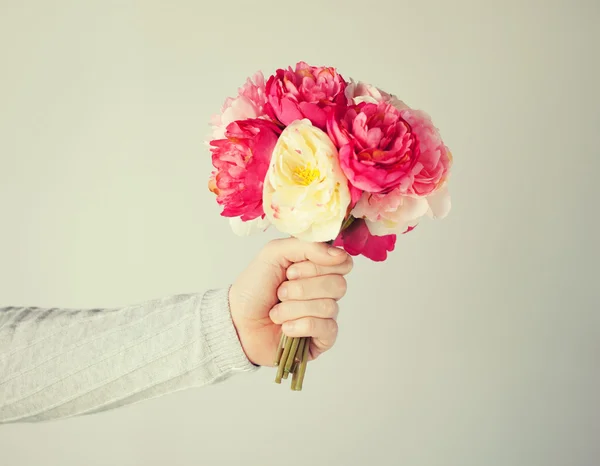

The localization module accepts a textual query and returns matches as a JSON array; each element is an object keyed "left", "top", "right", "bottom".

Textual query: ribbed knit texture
[{"left": 0, "top": 288, "right": 257, "bottom": 424}]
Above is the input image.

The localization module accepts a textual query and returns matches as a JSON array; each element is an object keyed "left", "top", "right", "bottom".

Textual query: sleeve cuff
[{"left": 199, "top": 288, "right": 259, "bottom": 377}]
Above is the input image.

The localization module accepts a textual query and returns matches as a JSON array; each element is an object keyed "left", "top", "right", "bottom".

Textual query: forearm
[{"left": 0, "top": 288, "right": 257, "bottom": 424}]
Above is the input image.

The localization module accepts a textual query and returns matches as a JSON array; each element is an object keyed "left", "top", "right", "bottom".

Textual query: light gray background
[{"left": 0, "top": 1, "right": 598, "bottom": 465}]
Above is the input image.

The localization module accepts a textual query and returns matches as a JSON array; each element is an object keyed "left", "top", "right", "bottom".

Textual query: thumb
[{"left": 261, "top": 238, "right": 347, "bottom": 268}]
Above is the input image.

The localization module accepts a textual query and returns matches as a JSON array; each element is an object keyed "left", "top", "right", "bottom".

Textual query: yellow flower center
[{"left": 293, "top": 165, "right": 320, "bottom": 186}]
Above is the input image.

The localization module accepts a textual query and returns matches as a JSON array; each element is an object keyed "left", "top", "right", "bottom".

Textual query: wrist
[
  {"left": 228, "top": 285, "right": 259, "bottom": 366},
  {"left": 199, "top": 288, "right": 257, "bottom": 374}
]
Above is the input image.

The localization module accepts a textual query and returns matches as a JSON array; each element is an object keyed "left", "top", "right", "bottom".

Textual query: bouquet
[{"left": 207, "top": 62, "right": 453, "bottom": 390}]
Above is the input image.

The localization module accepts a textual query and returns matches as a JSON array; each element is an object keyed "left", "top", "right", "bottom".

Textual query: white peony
[
  {"left": 262, "top": 119, "right": 351, "bottom": 242},
  {"left": 345, "top": 78, "right": 410, "bottom": 110},
  {"left": 229, "top": 216, "right": 271, "bottom": 236}
]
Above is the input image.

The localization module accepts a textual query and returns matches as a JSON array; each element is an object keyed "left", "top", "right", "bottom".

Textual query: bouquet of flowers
[{"left": 208, "top": 62, "right": 452, "bottom": 390}]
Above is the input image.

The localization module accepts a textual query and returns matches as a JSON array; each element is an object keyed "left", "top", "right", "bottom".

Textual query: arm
[
  {"left": 0, "top": 238, "right": 352, "bottom": 424},
  {"left": 0, "top": 288, "right": 255, "bottom": 424}
]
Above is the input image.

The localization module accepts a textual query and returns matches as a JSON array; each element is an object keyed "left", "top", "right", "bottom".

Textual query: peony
[
  {"left": 210, "top": 71, "right": 268, "bottom": 140},
  {"left": 228, "top": 216, "right": 271, "bottom": 236},
  {"left": 352, "top": 184, "right": 451, "bottom": 236},
  {"left": 401, "top": 109, "right": 452, "bottom": 196},
  {"left": 345, "top": 79, "right": 391, "bottom": 104},
  {"left": 265, "top": 62, "right": 347, "bottom": 130},
  {"left": 263, "top": 119, "right": 351, "bottom": 242},
  {"left": 333, "top": 218, "right": 396, "bottom": 262},
  {"left": 327, "top": 101, "right": 452, "bottom": 196},
  {"left": 209, "top": 118, "right": 281, "bottom": 222},
  {"left": 345, "top": 79, "right": 409, "bottom": 109}
]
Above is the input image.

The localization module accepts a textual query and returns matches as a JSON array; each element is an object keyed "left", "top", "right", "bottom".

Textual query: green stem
[
  {"left": 275, "top": 336, "right": 293, "bottom": 384},
  {"left": 273, "top": 333, "right": 286, "bottom": 366},
  {"left": 340, "top": 216, "right": 355, "bottom": 232},
  {"left": 284, "top": 337, "right": 300, "bottom": 376},
  {"left": 293, "top": 337, "right": 310, "bottom": 391},
  {"left": 291, "top": 338, "right": 305, "bottom": 379}
]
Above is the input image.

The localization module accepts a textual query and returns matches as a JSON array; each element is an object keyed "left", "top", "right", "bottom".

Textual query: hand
[{"left": 229, "top": 238, "right": 353, "bottom": 366}]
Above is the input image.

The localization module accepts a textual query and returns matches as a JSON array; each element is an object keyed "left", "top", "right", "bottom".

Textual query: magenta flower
[
  {"left": 209, "top": 119, "right": 281, "bottom": 221},
  {"left": 327, "top": 102, "right": 452, "bottom": 196},
  {"left": 333, "top": 218, "right": 396, "bottom": 262},
  {"left": 265, "top": 62, "right": 347, "bottom": 130}
]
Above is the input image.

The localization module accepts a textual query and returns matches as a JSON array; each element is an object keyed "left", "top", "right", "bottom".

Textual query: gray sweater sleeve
[{"left": 0, "top": 288, "right": 258, "bottom": 424}]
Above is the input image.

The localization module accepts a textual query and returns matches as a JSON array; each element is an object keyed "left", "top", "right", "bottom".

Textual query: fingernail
[
  {"left": 328, "top": 247, "right": 344, "bottom": 256},
  {"left": 269, "top": 308, "right": 279, "bottom": 322},
  {"left": 279, "top": 287, "right": 288, "bottom": 299},
  {"left": 287, "top": 268, "right": 299, "bottom": 279}
]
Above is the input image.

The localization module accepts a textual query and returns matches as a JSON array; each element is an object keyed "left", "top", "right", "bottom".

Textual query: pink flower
[
  {"left": 209, "top": 119, "right": 281, "bottom": 221},
  {"left": 352, "top": 184, "right": 451, "bottom": 236},
  {"left": 211, "top": 72, "right": 268, "bottom": 140},
  {"left": 264, "top": 62, "right": 347, "bottom": 130},
  {"left": 333, "top": 218, "right": 396, "bottom": 262},
  {"left": 327, "top": 102, "right": 452, "bottom": 197}
]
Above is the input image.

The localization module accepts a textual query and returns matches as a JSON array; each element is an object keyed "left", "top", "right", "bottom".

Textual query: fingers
[
  {"left": 277, "top": 275, "right": 347, "bottom": 302},
  {"left": 261, "top": 238, "right": 348, "bottom": 268},
  {"left": 281, "top": 317, "right": 338, "bottom": 358},
  {"left": 269, "top": 299, "right": 339, "bottom": 324},
  {"left": 286, "top": 255, "right": 353, "bottom": 280}
]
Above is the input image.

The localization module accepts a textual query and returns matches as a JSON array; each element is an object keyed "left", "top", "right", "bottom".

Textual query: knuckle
[
  {"left": 346, "top": 255, "right": 354, "bottom": 272},
  {"left": 329, "top": 319, "right": 339, "bottom": 336},
  {"left": 322, "top": 299, "right": 338, "bottom": 318},
  {"left": 309, "top": 262, "right": 320, "bottom": 277},
  {"left": 305, "top": 318, "right": 317, "bottom": 335},
  {"left": 334, "top": 275, "right": 347, "bottom": 296}
]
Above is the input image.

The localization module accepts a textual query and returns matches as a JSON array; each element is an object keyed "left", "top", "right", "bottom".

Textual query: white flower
[
  {"left": 263, "top": 120, "right": 351, "bottom": 242},
  {"left": 229, "top": 216, "right": 271, "bottom": 236},
  {"left": 345, "top": 79, "right": 409, "bottom": 110}
]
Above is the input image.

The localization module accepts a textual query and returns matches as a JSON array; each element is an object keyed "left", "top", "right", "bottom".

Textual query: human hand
[{"left": 229, "top": 238, "right": 353, "bottom": 366}]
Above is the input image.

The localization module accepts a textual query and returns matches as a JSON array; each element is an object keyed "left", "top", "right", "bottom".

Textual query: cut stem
[
  {"left": 291, "top": 338, "right": 306, "bottom": 379},
  {"left": 291, "top": 362, "right": 300, "bottom": 389},
  {"left": 284, "top": 337, "right": 300, "bottom": 376},
  {"left": 294, "top": 337, "right": 311, "bottom": 391},
  {"left": 273, "top": 333, "right": 286, "bottom": 366},
  {"left": 275, "top": 336, "right": 293, "bottom": 383}
]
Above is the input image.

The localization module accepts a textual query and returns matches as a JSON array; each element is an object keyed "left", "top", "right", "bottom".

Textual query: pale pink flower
[
  {"left": 211, "top": 72, "right": 268, "bottom": 140},
  {"left": 345, "top": 79, "right": 391, "bottom": 104},
  {"left": 352, "top": 184, "right": 451, "bottom": 236},
  {"left": 345, "top": 79, "right": 409, "bottom": 110}
]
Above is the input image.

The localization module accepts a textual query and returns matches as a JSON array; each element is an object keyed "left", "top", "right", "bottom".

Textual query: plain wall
[{"left": 0, "top": 1, "right": 598, "bottom": 465}]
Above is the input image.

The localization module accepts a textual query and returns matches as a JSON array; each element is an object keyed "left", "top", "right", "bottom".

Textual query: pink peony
[
  {"left": 333, "top": 218, "right": 396, "bottom": 262},
  {"left": 327, "top": 102, "right": 452, "bottom": 196},
  {"left": 211, "top": 72, "right": 269, "bottom": 140},
  {"left": 352, "top": 184, "right": 451, "bottom": 236},
  {"left": 209, "top": 119, "right": 281, "bottom": 221},
  {"left": 264, "top": 62, "right": 347, "bottom": 130}
]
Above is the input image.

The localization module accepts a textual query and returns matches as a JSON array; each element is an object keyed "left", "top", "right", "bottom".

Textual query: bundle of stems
[
  {"left": 274, "top": 334, "right": 310, "bottom": 390},
  {"left": 272, "top": 234, "right": 350, "bottom": 390}
]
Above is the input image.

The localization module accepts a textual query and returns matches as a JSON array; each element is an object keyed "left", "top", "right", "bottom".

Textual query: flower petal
[
  {"left": 229, "top": 216, "right": 271, "bottom": 236},
  {"left": 426, "top": 184, "right": 452, "bottom": 219}
]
